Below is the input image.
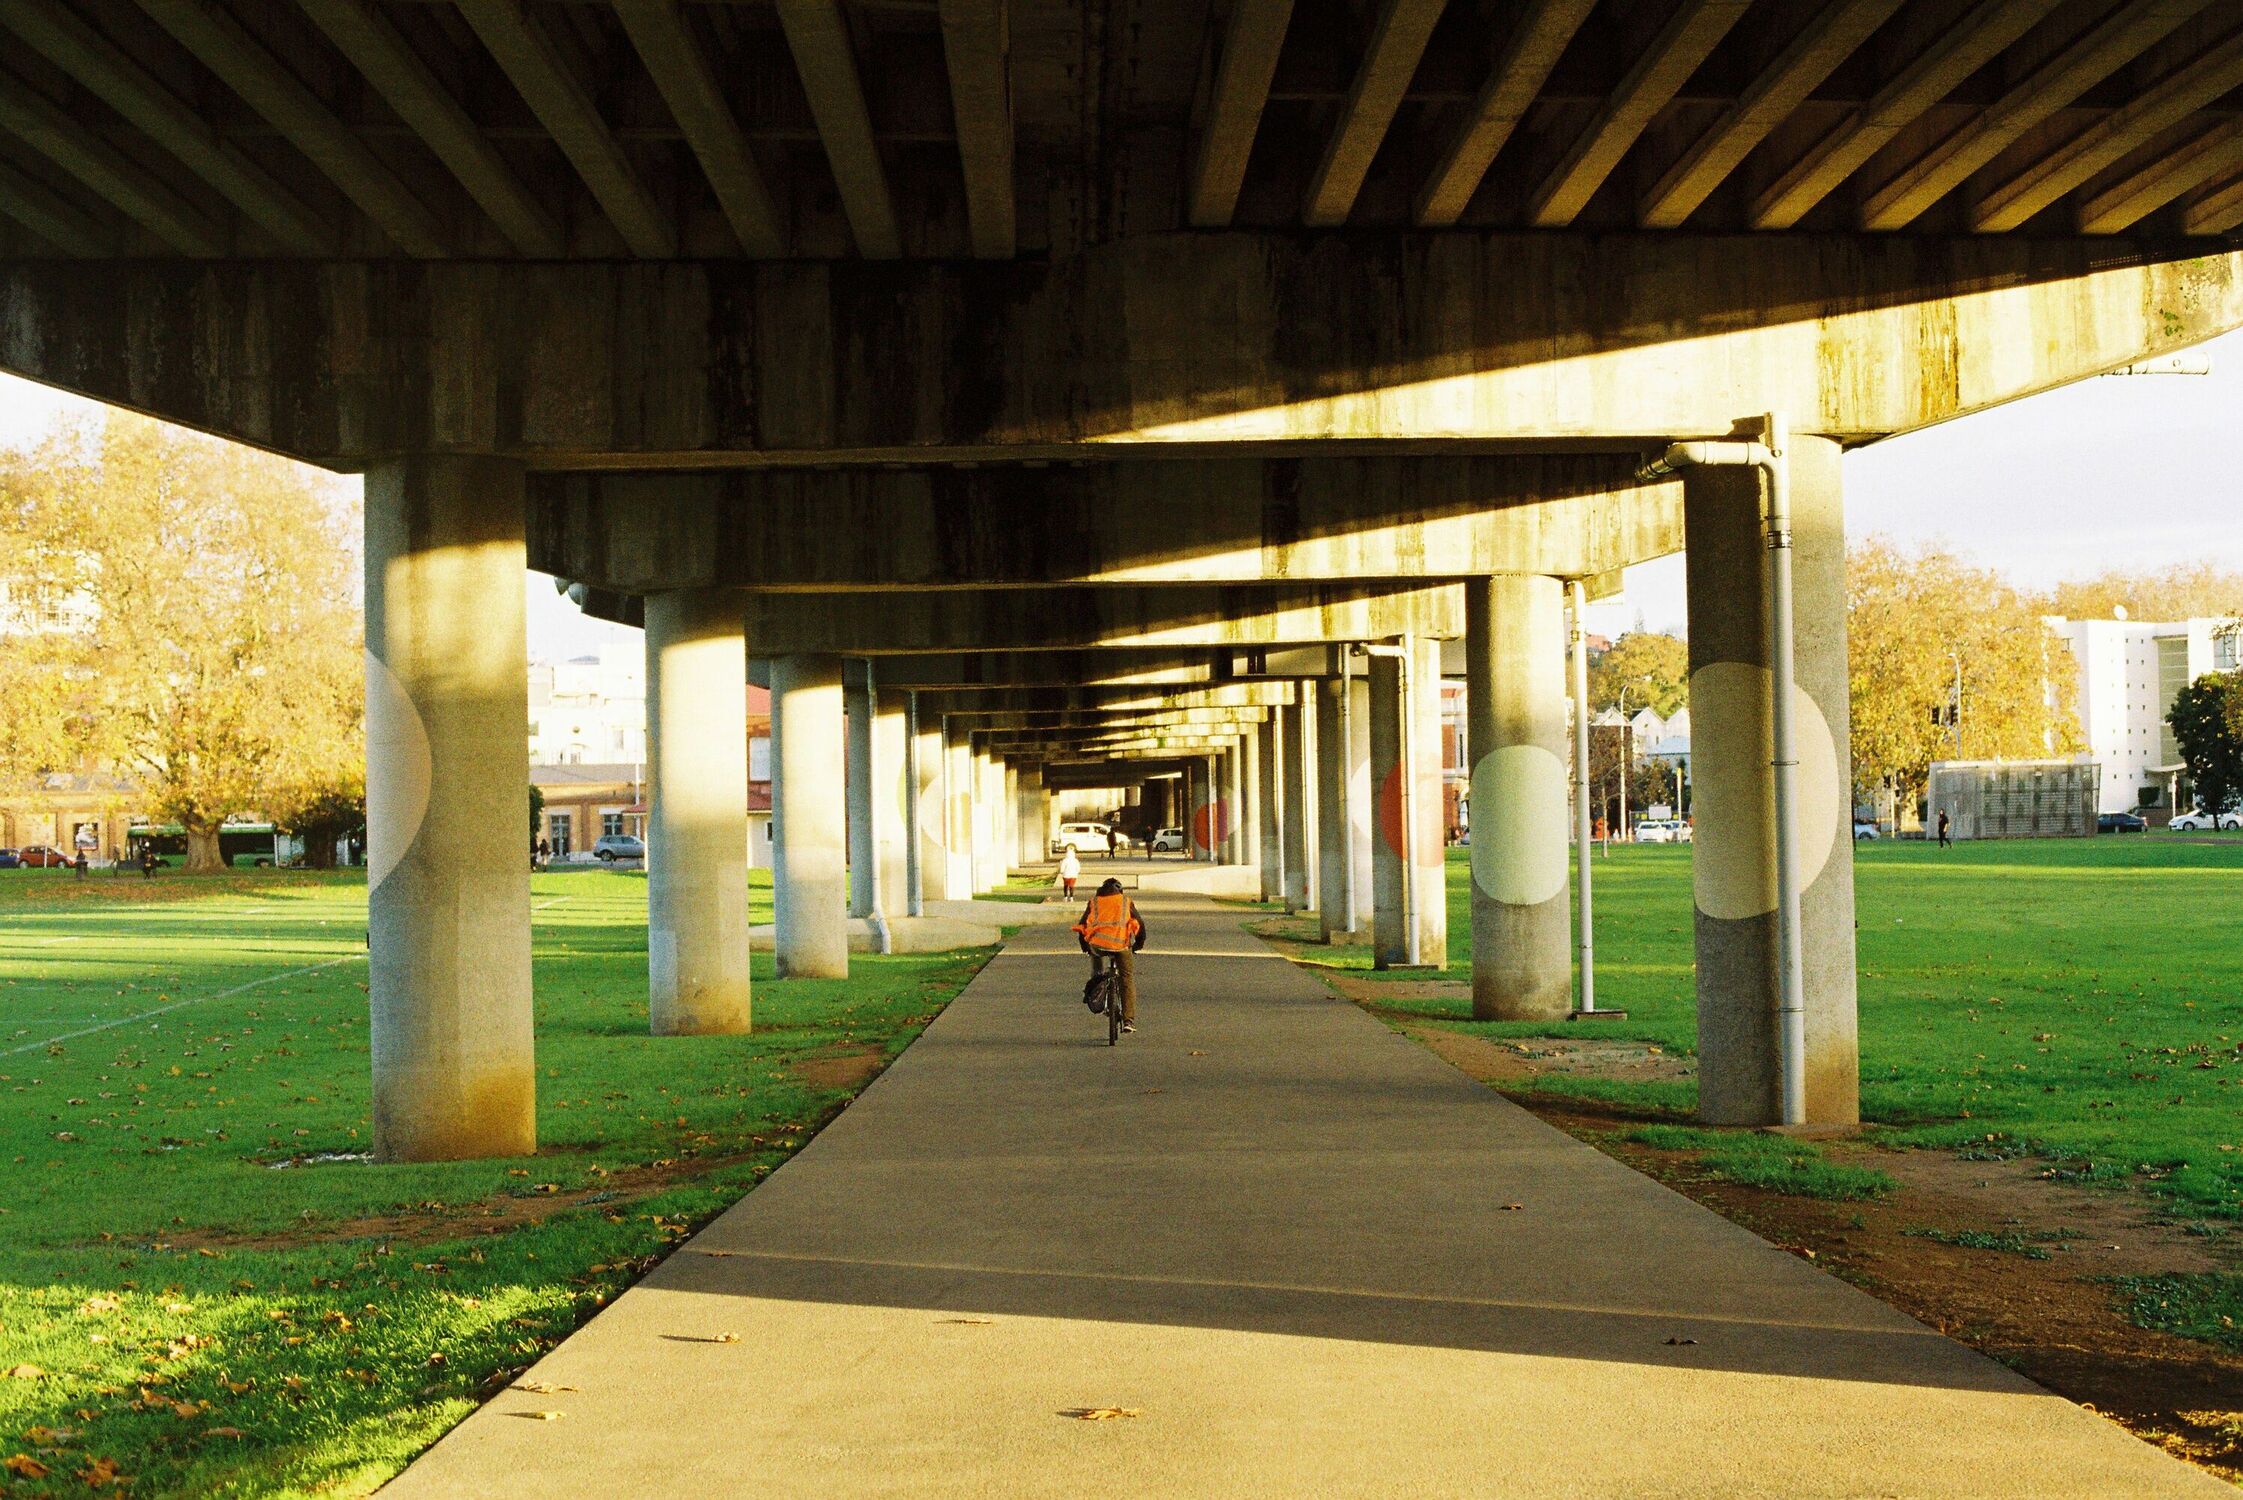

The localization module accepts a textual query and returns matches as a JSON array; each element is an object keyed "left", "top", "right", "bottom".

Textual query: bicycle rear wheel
[{"left": 1108, "top": 975, "right": 1120, "bottom": 1045}]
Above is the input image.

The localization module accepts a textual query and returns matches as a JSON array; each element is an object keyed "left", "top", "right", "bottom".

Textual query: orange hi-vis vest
[{"left": 1074, "top": 893, "right": 1141, "bottom": 952}]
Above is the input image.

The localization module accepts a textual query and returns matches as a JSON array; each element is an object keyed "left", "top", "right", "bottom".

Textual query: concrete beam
[
  {"left": 927, "top": 684, "right": 1296, "bottom": 714},
  {"left": 0, "top": 156, "right": 112, "bottom": 256},
  {"left": 299, "top": 0, "right": 563, "bottom": 258},
  {"left": 8, "top": 233, "right": 2242, "bottom": 462},
  {"left": 1639, "top": 0, "right": 1902, "bottom": 230},
  {"left": 836, "top": 651, "right": 1230, "bottom": 690},
  {"left": 135, "top": 0, "right": 447, "bottom": 257},
  {"left": 775, "top": 0, "right": 900, "bottom": 259},
  {"left": 2184, "top": 171, "right": 2243, "bottom": 237},
  {"left": 1416, "top": 0, "right": 1593, "bottom": 227},
  {"left": 950, "top": 708, "right": 1269, "bottom": 730},
  {"left": 938, "top": 0, "right": 1013, "bottom": 259},
  {"left": 735, "top": 584, "right": 1465, "bottom": 654},
  {"left": 615, "top": 0, "right": 785, "bottom": 257},
  {"left": 1187, "top": 0, "right": 1293, "bottom": 228},
  {"left": 0, "top": 70, "right": 222, "bottom": 255},
  {"left": 1527, "top": 0, "right": 1750, "bottom": 229},
  {"left": 2081, "top": 116, "right": 2243, "bottom": 234},
  {"left": 1862, "top": 0, "right": 2209, "bottom": 232},
  {"left": 1974, "top": 25, "right": 2243, "bottom": 234},
  {"left": 532, "top": 460, "right": 1679, "bottom": 591},
  {"left": 455, "top": 0, "right": 675, "bottom": 258},
  {"left": 1303, "top": 0, "right": 1445, "bottom": 227},
  {"left": 2, "top": 0, "right": 332, "bottom": 254},
  {"left": 1752, "top": 0, "right": 2061, "bottom": 231}
]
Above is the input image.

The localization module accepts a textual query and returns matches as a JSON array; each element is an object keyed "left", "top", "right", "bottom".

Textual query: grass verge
[{"left": 1620, "top": 1125, "right": 1896, "bottom": 1201}]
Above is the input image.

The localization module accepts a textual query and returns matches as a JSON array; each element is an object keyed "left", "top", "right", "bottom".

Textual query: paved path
[{"left": 386, "top": 896, "right": 2223, "bottom": 1498}]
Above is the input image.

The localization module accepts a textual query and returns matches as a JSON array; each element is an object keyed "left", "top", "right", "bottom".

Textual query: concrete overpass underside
[{"left": 3, "top": 0, "right": 2242, "bottom": 1161}]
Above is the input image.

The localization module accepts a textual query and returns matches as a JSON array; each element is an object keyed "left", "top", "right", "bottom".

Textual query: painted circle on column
[
  {"left": 363, "top": 648, "right": 431, "bottom": 895},
  {"left": 1192, "top": 799, "right": 1230, "bottom": 853},
  {"left": 1471, "top": 745, "right": 1569, "bottom": 906},
  {"left": 1689, "top": 662, "right": 1843, "bottom": 921},
  {"left": 1377, "top": 764, "right": 1405, "bottom": 858}
]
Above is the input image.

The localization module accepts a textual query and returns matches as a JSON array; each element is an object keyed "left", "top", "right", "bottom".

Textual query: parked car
[
  {"left": 1149, "top": 826, "right": 1186, "bottom": 853},
  {"left": 2097, "top": 812, "right": 2147, "bottom": 833},
  {"left": 0, "top": 849, "right": 18, "bottom": 869},
  {"left": 2167, "top": 807, "right": 2240, "bottom": 831},
  {"left": 1052, "top": 821, "right": 1128, "bottom": 854},
  {"left": 1635, "top": 819, "right": 1691, "bottom": 844},
  {"left": 14, "top": 846, "right": 73, "bottom": 867},
  {"left": 1853, "top": 819, "right": 1881, "bottom": 840},
  {"left": 591, "top": 833, "right": 646, "bottom": 862}
]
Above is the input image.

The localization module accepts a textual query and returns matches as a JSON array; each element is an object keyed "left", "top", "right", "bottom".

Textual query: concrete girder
[
  {"left": 921, "top": 684, "right": 1296, "bottom": 715},
  {"left": 949, "top": 708, "right": 1269, "bottom": 730},
  {"left": 533, "top": 461, "right": 1678, "bottom": 592},
  {"left": 1187, "top": 0, "right": 1292, "bottom": 228},
  {"left": 1416, "top": 0, "right": 1594, "bottom": 228},
  {"left": 734, "top": 584, "right": 1464, "bottom": 654},
  {"left": 6, "top": 235, "right": 2242, "bottom": 465},
  {"left": 768, "top": 651, "right": 1230, "bottom": 691}
]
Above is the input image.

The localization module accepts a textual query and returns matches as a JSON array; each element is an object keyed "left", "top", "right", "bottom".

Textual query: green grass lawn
[
  {"left": 1270, "top": 835, "right": 2243, "bottom": 1223},
  {"left": 0, "top": 865, "right": 989, "bottom": 1496}
]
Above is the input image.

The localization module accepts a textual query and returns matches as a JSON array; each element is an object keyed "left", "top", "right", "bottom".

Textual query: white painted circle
[
  {"left": 364, "top": 648, "right": 431, "bottom": 894},
  {"left": 1689, "top": 662, "right": 1843, "bottom": 921},
  {"left": 1471, "top": 744, "right": 1570, "bottom": 906}
]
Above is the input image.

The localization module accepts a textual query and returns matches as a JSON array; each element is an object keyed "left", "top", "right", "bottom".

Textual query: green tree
[
  {"left": 0, "top": 414, "right": 360, "bottom": 872},
  {"left": 1588, "top": 631, "right": 1688, "bottom": 717},
  {"left": 1847, "top": 537, "right": 2081, "bottom": 809},
  {"left": 2167, "top": 672, "right": 2243, "bottom": 815},
  {"left": 273, "top": 774, "right": 365, "bottom": 870},
  {"left": 529, "top": 783, "right": 545, "bottom": 843}
]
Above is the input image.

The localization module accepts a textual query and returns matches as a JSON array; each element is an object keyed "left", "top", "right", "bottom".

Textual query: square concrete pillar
[
  {"left": 1282, "top": 694, "right": 1315, "bottom": 913},
  {"left": 909, "top": 697, "right": 946, "bottom": 907},
  {"left": 1369, "top": 639, "right": 1447, "bottom": 969},
  {"left": 1015, "top": 763, "right": 1048, "bottom": 866},
  {"left": 771, "top": 653, "right": 849, "bottom": 979},
  {"left": 846, "top": 674, "right": 910, "bottom": 922},
  {"left": 1466, "top": 577, "right": 1571, "bottom": 1020},
  {"left": 1684, "top": 435, "right": 1860, "bottom": 1126},
  {"left": 944, "top": 722, "right": 975, "bottom": 898},
  {"left": 364, "top": 455, "right": 534, "bottom": 1162},
  {"left": 1315, "top": 678, "right": 1359, "bottom": 940},
  {"left": 1256, "top": 714, "right": 1284, "bottom": 901},
  {"left": 645, "top": 587, "right": 751, "bottom": 1035},
  {"left": 973, "top": 747, "right": 1003, "bottom": 891}
]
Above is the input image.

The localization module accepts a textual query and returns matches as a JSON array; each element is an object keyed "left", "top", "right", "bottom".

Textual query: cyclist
[{"left": 1073, "top": 876, "right": 1148, "bottom": 1034}]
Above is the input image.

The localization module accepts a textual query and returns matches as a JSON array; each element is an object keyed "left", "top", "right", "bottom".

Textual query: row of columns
[{"left": 363, "top": 437, "right": 1859, "bottom": 1161}]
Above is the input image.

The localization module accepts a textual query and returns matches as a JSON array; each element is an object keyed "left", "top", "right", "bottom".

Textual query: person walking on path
[
  {"left": 1073, "top": 876, "right": 1148, "bottom": 1033},
  {"left": 1936, "top": 809, "right": 1952, "bottom": 849},
  {"left": 1104, "top": 824, "right": 1118, "bottom": 860},
  {"left": 1057, "top": 847, "right": 1082, "bottom": 901}
]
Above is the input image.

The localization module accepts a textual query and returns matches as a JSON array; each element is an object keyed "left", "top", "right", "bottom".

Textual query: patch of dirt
[
  {"left": 787, "top": 1043, "right": 888, "bottom": 1091},
  {"left": 1325, "top": 975, "right": 1470, "bottom": 1003},
  {"left": 1413, "top": 1032, "right": 2243, "bottom": 1484},
  {"left": 1399, "top": 1021, "right": 1696, "bottom": 1085}
]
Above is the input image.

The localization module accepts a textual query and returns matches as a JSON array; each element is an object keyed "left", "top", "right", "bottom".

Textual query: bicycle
[{"left": 1085, "top": 955, "right": 1123, "bottom": 1045}]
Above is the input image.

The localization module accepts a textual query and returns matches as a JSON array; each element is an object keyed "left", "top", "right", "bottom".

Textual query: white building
[
  {"left": 528, "top": 641, "right": 646, "bottom": 767},
  {"left": 2050, "top": 614, "right": 2241, "bottom": 815}
]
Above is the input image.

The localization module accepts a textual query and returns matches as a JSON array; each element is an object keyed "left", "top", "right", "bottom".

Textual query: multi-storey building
[{"left": 2050, "top": 614, "right": 2242, "bottom": 816}]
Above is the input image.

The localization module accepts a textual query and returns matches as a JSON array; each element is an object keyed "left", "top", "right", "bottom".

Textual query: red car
[{"left": 15, "top": 846, "right": 76, "bottom": 868}]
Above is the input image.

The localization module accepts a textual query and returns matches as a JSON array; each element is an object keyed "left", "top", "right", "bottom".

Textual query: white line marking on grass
[
  {"left": 3, "top": 954, "right": 365, "bottom": 1056},
  {"left": 534, "top": 897, "right": 570, "bottom": 911}
]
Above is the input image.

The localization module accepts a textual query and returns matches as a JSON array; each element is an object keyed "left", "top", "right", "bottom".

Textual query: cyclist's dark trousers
[{"left": 1091, "top": 947, "right": 1136, "bottom": 1024}]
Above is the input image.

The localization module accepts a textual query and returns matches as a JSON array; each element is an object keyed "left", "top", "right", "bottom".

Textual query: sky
[{"left": 3, "top": 327, "right": 2240, "bottom": 656}]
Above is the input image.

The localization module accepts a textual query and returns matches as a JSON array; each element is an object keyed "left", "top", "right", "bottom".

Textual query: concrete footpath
[{"left": 384, "top": 896, "right": 2224, "bottom": 1498}]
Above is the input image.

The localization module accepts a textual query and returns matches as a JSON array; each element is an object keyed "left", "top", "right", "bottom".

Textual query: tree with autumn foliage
[
  {"left": 2048, "top": 563, "right": 2243, "bottom": 625},
  {"left": 1588, "top": 630, "right": 1689, "bottom": 717},
  {"left": 1847, "top": 537, "right": 2082, "bottom": 810},
  {"left": 0, "top": 413, "right": 360, "bottom": 872}
]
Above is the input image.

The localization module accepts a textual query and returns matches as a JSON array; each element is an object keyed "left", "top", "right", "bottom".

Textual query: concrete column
[
  {"left": 1283, "top": 694, "right": 1315, "bottom": 913},
  {"left": 1223, "top": 747, "right": 1246, "bottom": 863},
  {"left": 1369, "top": 639, "right": 1448, "bottom": 969},
  {"left": 770, "top": 653, "right": 849, "bottom": 979},
  {"left": 1684, "top": 435, "right": 1859, "bottom": 1126},
  {"left": 944, "top": 723, "right": 975, "bottom": 898},
  {"left": 1316, "top": 679, "right": 1357, "bottom": 940},
  {"left": 1256, "top": 715, "right": 1284, "bottom": 901},
  {"left": 1347, "top": 674, "right": 1375, "bottom": 927},
  {"left": 1015, "top": 763, "right": 1047, "bottom": 866},
  {"left": 905, "top": 695, "right": 931, "bottom": 912},
  {"left": 1002, "top": 762, "right": 1021, "bottom": 870},
  {"left": 973, "top": 748, "right": 1002, "bottom": 890},
  {"left": 1190, "top": 755, "right": 1219, "bottom": 859},
  {"left": 875, "top": 690, "right": 911, "bottom": 915},
  {"left": 645, "top": 587, "right": 751, "bottom": 1036},
  {"left": 364, "top": 455, "right": 534, "bottom": 1162},
  {"left": 1466, "top": 577, "right": 1571, "bottom": 1020},
  {"left": 847, "top": 677, "right": 911, "bottom": 921},
  {"left": 846, "top": 673, "right": 877, "bottom": 919}
]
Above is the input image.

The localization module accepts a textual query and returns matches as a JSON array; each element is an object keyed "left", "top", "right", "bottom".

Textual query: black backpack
[{"left": 1082, "top": 968, "right": 1120, "bottom": 1014}]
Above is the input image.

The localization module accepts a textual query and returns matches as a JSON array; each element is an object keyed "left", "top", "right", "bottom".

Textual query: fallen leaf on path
[
  {"left": 1500, "top": 1203, "right": 1524, "bottom": 1211},
  {"left": 512, "top": 1381, "right": 581, "bottom": 1394},
  {"left": 1066, "top": 1408, "right": 1140, "bottom": 1421},
  {"left": 1187, "top": 1051, "right": 1206, "bottom": 1057},
  {"left": 938, "top": 1318, "right": 993, "bottom": 1326},
  {"left": 1663, "top": 1337, "right": 1698, "bottom": 1346},
  {"left": 517, "top": 1411, "right": 565, "bottom": 1422},
  {"left": 1142, "top": 1088, "right": 1163, "bottom": 1095}
]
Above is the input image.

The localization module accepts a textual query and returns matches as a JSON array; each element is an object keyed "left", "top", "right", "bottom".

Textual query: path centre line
[{"left": 4, "top": 954, "right": 366, "bottom": 1057}]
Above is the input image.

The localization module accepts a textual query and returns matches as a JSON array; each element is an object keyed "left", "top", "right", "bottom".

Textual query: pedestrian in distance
[
  {"left": 138, "top": 843, "right": 157, "bottom": 880},
  {"left": 1936, "top": 809, "right": 1952, "bottom": 849},
  {"left": 1104, "top": 824, "right": 1117, "bottom": 860},
  {"left": 1057, "top": 846, "right": 1081, "bottom": 901},
  {"left": 1073, "top": 876, "right": 1148, "bottom": 1034}
]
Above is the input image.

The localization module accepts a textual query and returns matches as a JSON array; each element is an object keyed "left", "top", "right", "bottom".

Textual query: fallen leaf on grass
[
  {"left": 78, "top": 1296, "right": 118, "bottom": 1315},
  {"left": 1065, "top": 1407, "right": 1140, "bottom": 1421},
  {"left": 23, "top": 1427, "right": 75, "bottom": 1446},
  {"left": 203, "top": 1427, "right": 244, "bottom": 1440},
  {"left": 5, "top": 1364, "right": 44, "bottom": 1379},
  {"left": 512, "top": 1381, "right": 581, "bottom": 1394},
  {"left": 4, "top": 1454, "right": 50, "bottom": 1479},
  {"left": 78, "top": 1457, "right": 127, "bottom": 1488}
]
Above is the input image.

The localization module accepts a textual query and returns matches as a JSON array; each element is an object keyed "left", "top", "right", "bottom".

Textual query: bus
[{"left": 126, "top": 822, "right": 288, "bottom": 869}]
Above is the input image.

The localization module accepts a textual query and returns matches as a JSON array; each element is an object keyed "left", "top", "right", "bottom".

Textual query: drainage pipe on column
[
  {"left": 1637, "top": 414, "right": 1805, "bottom": 1127},
  {"left": 1568, "top": 579, "right": 1596, "bottom": 1016},
  {"left": 863, "top": 661, "right": 893, "bottom": 955},
  {"left": 1350, "top": 638, "right": 1420, "bottom": 969}
]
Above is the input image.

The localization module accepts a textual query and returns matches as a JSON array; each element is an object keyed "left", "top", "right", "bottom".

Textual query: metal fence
[{"left": 1925, "top": 760, "right": 2100, "bottom": 840}]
